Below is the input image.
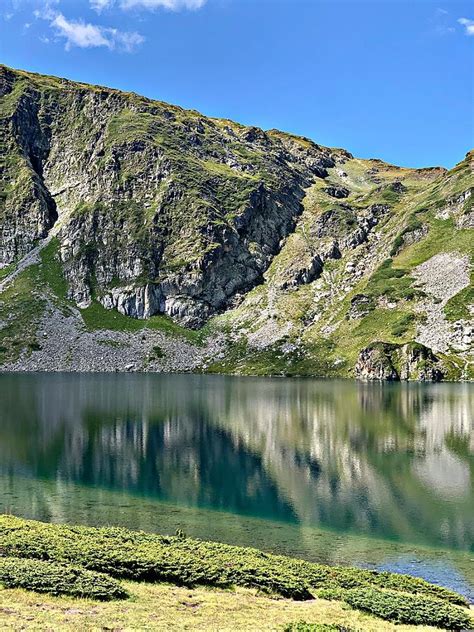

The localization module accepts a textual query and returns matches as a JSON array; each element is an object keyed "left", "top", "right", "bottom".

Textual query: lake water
[{"left": 0, "top": 373, "right": 472, "bottom": 599}]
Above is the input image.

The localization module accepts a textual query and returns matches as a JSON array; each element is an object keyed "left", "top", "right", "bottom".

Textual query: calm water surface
[{"left": 0, "top": 374, "right": 473, "bottom": 598}]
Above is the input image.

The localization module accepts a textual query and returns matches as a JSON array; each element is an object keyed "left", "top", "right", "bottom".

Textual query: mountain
[{"left": 0, "top": 64, "right": 472, "bottom": 379}]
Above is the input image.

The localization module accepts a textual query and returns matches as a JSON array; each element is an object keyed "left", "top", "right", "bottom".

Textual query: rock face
[
  {"left": 355, "top": 342, "right": 444, "bottom": 381},
  {"left": 0, "top": 65, "right": 350, "bottom": 327},
  {"left": 0, "top": 66, "right": 472, "bottom": 379}
]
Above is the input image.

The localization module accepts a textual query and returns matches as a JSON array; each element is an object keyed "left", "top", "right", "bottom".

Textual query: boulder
[{"left": 324, "top": 186, "right": 350, "bottom": 199}]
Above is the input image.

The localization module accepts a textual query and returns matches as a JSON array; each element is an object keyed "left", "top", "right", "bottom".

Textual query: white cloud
[
  {"left": 107, "top": 27, "right": 145, "bottom": 51},
  {"left": 52, "top": 13, "right": 111, "bottom": 48},
  {"left": 92, "top": 0, "right": 206, "bottom": 10},
  {"left": 122, "top": 0, "right": 206, "bottom": 8},
  {"left": 90, "top": 0, "right": 114, "bottom": 12},
  {"left": 432, "top": 8, "right": 454, "bottom": 36},
  {"left": 35, "top": 8, "right": 145, "bottom": 51},
  {"left": 458, "top": 17, "right": 474, "bottom": 36}
]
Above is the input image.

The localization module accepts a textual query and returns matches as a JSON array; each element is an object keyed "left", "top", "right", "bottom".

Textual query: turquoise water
[{"left": 0, "top": 373, "right": 473, "bottom": 598}]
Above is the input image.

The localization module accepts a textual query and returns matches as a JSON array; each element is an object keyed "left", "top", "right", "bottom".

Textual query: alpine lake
[{"left": 1, "top": 373, "right": 472, "bottom": 599}]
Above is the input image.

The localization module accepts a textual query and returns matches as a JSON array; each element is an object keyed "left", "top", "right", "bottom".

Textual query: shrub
[
  {"left": 151, "top": 345, "right": 164, "bottom": 358},
  {"left": 390, "top": 313, "right": 415, "bottom": 337},
  {"left": 316, "top": 587, "right": 472, "bottom": 630},
  {"left": 364, "top": 259, "right": 418, "bottom": 302},
  {"left": 0, "top": 556, "right": 128, "bottom": 601},
  {"left": 280, "top": 558, "right": 467, "bottom": 606},
  {"left": 0, "top": 515, "right": 468, "bottom": 611},
  {"left": 0, "top": 516, "right": 310, "bottom": 600}
]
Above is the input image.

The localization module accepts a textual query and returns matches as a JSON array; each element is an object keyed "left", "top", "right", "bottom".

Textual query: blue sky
[{"left": 0, "top": 0, "right": 472, "bottom": 168}]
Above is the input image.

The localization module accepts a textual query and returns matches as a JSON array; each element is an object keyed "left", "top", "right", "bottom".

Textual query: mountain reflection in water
[{"left": 0, "top": 373, "right": 472, "bottom": 553}]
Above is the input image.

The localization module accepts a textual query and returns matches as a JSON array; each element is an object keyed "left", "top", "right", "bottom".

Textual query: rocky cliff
[{"left": 0, "top": 65, "right": 472, "bottom": 380}]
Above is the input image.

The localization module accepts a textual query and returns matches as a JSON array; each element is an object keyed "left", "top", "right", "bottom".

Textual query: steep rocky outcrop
[
  {"left": 0, "top": 65, "right": 350, "bottom": 327},
  {"left": 0, "top": 66, "right": 472, "bottom": 379},
  {"left": 355, "top": 342, "right": 444, "bottom": 381}
]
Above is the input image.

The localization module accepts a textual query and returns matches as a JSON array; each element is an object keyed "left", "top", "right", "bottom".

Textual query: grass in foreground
[
  {"left": 0, "top": 515, "right": 472, "bottom": 630},
  {"left": 0, "top": 557, "right": 126, "bottom": 601},
  {"left": 0, "top": 516, "right": 466, "bottom": 605},
  {"left": 0, "top": 581, "right": 459, "bottom": 632}
]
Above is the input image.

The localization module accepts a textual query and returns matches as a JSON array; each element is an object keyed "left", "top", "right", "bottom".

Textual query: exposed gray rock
[
  {"left": 355, "top": 342, "right": 444, "bottom": 381},
  {"left": 436, "top": 188, "right": 472, "bottom": 221},
  {"left": 324, "top": 186, "right": 350, "bottom": 199},
  {"left": 355, "top": 342, "right": 399, "bottom": 380},
  {"left": 390, "top": 181, "right": 407, "bottom": 194},
  {"left": 392, "top": 224, "right": 428, "bottom": 256},
  {"left": 2, "top": 298, "right": 226, "bottom": 373},
  {"left": 348, "top": 294, "right": 375, "bottom": 320},
  {"left": 100, "top": 284, "right": 163, "bottom": 319},
  {"left": 413, "top": 253, "right": 471, "bottom": 354}
]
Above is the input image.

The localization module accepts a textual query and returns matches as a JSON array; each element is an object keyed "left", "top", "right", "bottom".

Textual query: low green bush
[
  {"left": 364, "top": 258, "right": 419, "bottom": 302},
  {"left": 317, "top": 587, "right": 472, "bottom": 630},
  {"left": 0, "top": 516, "right": 310, "bottom": 600},
  {"left": 0, "top": 556, "right": 128, "bottom": 601},
  {"left": 276, "top": 557, "right": 467, "bottom": 606},
  {"left": 0, "top": 515, "right": 468, "bottom": 614}
]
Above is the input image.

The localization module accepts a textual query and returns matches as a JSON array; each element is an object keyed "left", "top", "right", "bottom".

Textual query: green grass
[
  {"left": 444, "top": 283, "right": 474, "bottom": 322},
  {"left": 0, "top": 238, "right": 75, "bottom": 363},
  {"left": 0, "top": 265, "right": 45, "bottom": 364},
  {"left": 0, "top": 581, "right": 444, "bottom": 631},
  {"left": 393, "top": 219, "right": 473, "bottom": 269},
  {"left": 390, "top": 313, "right": 416, "bottom": 338},
  {"left": 106, "top": 109, "right": 156, "bottom": 144},
  {"left": 207, "top": 338, "right": 342, "bottom": 377},
  {"left": 80, "top": 300, "right": 204, "bottom": 343},
  {"left": 364, "top": 259, "right": 418, "bottom": 303},
  {"left": 40, "top": 238, "right": 69, "bottom": 301},
  {"left": 284, "top": 625, "right": 353, "bottom": 632},
  {"left": 0, "top": 76, "right": 28, "bottom": 119},
  {"left": 0, "top": 516, "right": 471, "bottom": 630},
  {"left": 331, "top": 308, "right": 418, "bottom": 372},
  {"left": 379, "top": 187, "right": 401, "bottom": 204},
  {"left": 0, "top": 262, "right": 15, "bottom": 281}
]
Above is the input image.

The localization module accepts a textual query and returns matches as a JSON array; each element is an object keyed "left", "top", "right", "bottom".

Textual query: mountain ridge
[{"left": 0, "top": 64, "right": 472, "bottom": 379}]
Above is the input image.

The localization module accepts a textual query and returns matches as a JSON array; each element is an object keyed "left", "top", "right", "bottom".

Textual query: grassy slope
[
  {"left": 208, "top": 152, "right": 473, "bottom": 379},
  {"left": 0, "top": 64, "right": 471, "bottom": 378},
  {"left": 0, "top": 582, "right": 450, "bottom": 632},
  {"left": 1, "top": 155, "right": 471, "bottom": 376}
]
